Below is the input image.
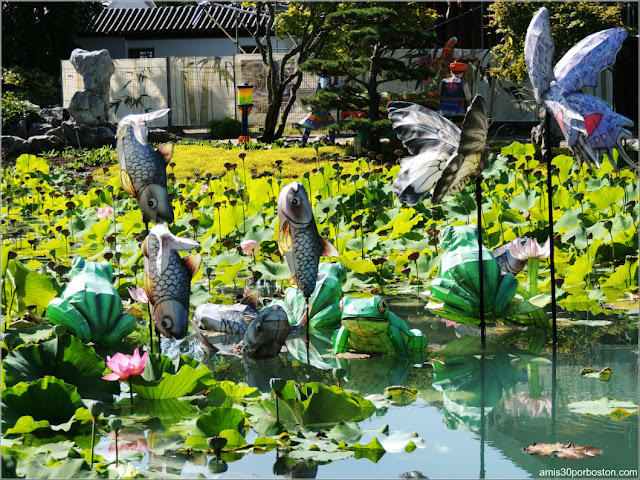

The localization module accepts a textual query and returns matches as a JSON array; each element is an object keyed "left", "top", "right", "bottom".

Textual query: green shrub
[
  {"left": 207, "top": 117, "right": 242, "bottom": 140},
  {"left": 1, "top": 92, "right": 40, "bottom": 131},
  {"left": 2, "top": 66, "right": 59, "bottom": 107}
]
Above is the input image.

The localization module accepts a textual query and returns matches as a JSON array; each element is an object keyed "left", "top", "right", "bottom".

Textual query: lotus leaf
[
  {"left": 130, "top": 353, "right": 213, "bottom": 399},
  {"left": 2, "top": 334, "right": 119, "bottom": 402},
  {"left": 2, "top": 376, "right": 90, "bottom": 434},
  {"left": 567, "top": 397, "right": 638, "bottom": 419}
]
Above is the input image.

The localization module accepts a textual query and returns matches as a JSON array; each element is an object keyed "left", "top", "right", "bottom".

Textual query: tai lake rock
[
  {"left": 27, "top": 135, "right": 64, "bottom": 154},
  {"left": 67, "top": 49, "right": 115, "bottom": 126}
]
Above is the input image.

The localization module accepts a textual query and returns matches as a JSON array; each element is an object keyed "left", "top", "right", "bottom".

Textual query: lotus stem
[
  {"left": 528, "top": 258, "right": 539, "bottom": 296},
  {"left": 528, "top": 361, "right": 542, "bottom": 398},
  {"left": 90, "top": 418, "right": 96, "bottom": 467},
  {"left": 128, "top": 379, "right": 134, "bottom": 407},
  {"left": 115, "top": 428, "right": 119, "bottom": 464}
]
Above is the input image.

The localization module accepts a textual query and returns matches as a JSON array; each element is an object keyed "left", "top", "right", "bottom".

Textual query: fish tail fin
[{"left": 320, "top": 238, "right": 339, "bottom": 258}]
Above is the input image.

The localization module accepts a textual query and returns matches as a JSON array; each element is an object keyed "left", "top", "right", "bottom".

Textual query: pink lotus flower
[
  {"left": 200, "top": 184, "right": 209, "bottom": 195},
  {"left": 96, "top": 205, "right": 115, "bottom": 221},
  {"left": 240, "top": 239, "right": 260, "bottom": 256},
  {"left": 102, "top": 348, "right": 148, "bottom": 381},
  {"left": 127, "top": 286, "right": 149, "bottom": 304},
  {"left": 508, "top": 237, "right": 551, "bottom": 260}
]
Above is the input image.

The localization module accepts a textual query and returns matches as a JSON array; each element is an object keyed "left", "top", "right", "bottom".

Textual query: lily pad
[
  {"left": 196, "top": 407, "right": 246, "bottom": 437},
  {"left": 579, "top": 367, "right": 611, "bottom": 381},
  {"left": 523, "top": 442, "right": 602, "bottom": 459},
  {"left": 567, "top": 397, "right": 638, "bottom": 419}
]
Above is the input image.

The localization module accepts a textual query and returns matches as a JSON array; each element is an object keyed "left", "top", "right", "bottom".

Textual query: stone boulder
[
  {"left": 1, "top": 136, "right": 29, "bottom": 157},
  {"left": 27, "top": 135, "right": 63, "bottom": 154},
  {"left": 67, "top": 49, "right": 115, "bottom": 126},
  {"left": 60, "top": 120, "right": 116, "bottom": 149},
  {"left": 28, "top": 122, "right": 55, "bottom": 138}
]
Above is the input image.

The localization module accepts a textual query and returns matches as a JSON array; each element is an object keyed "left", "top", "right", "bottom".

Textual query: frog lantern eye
[
  {"left": 161, "top": 317, "right": 173, "bottom": 329},
  {"left": 339, "top": 297, "right": 345, "bottom": 312},
  {"left": 148, "top": 197, "right": 158, "bottom": 209},
  {"left": 377, "top": 299, "right": 388, "bottom": 314}
]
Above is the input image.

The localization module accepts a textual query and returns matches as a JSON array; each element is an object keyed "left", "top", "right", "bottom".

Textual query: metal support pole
[{"left": 476, "top": 175, "right": 485, "bottom": 348}]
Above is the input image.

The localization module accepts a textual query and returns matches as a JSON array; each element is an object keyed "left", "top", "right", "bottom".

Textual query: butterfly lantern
[
  {"left": 388, "top": 94, "right": 489, "bottom": 207},
  {"left": 525, "top": 7, "right": 636, "bottom": 171}
]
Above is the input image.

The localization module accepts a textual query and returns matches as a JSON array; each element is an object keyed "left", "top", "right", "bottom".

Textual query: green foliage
[
  {"left": 487, "top": 1, "right": 626, "bottom": 83},
  {"left": 1, "top": 92, "right": 40, "bottom": 131},
  {"left": 1, "top": 2, "right": 103, "bottom": 75},
  {"left": 2, "top": 66, "right": 59, "bottom": 107},
  {"left": 207, "top": 117, "right": 242, "bottom": 140},
  {"left": 2, "top": 335, "right": 118, "bottom": 402}
]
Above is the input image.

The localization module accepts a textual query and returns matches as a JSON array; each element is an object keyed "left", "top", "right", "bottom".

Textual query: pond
[{"left": 89, "top": 296, "right": 638, "bottom": 479}]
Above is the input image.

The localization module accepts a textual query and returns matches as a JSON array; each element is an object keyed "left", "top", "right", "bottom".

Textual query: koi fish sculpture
[
  {"left": 241, "top": 305, "right": 293, "bottom": 359},
  {"left": 142, "top": 224, "right": 201, "bottom": 339},
  {"left": 525, "top": 7, "right": 636, "bottom": 170},
  {"left": 116, "top": 108, "right": 175, "bottom": 224},
  {"left": 277, "top": 182, "right": 339, "bottom": 300},
  {"left": 192, "top": 290, "right": 261, "bottom": 334}
]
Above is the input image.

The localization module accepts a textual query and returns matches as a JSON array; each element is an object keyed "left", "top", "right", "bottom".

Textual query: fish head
[
  {"left": 244, "top": 305, "right": 289, "bottom": 345},
  {"left": 139, "top": 184, "right": 174, "bottom": 225},
  {"left": 278, "top": 181, "right": 313, "bottom": 226},
  {"left": 152, "top": 299, "right": 189, "bottom": 339}
]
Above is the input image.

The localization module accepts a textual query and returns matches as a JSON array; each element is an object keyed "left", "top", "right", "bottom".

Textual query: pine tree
[{"left": 300, "top": 3, "right": 438, "bottom": 151}]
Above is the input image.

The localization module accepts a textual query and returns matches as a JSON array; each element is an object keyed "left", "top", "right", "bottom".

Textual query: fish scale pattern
[
  {"left": 122, "top": 128, "right": 167, "bottom": 192},
  {"left": 290, "top": 226, "right": 322, "bottom": 298},
  {"left": 148, "top": 248, "right": 190, "bottom": 308}
]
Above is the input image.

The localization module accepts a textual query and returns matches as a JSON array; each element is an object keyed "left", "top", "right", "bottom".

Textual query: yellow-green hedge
[{"left": 100, "top": 145, "right": 351, "bottom": 182}]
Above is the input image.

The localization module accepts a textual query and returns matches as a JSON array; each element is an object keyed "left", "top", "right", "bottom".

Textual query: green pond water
[{"left": 93, "top": 297, "right": 639, "bottom": 479}]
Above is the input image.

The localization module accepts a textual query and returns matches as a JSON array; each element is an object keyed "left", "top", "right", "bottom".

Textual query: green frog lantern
[
  {"left": 332, "top": 296, "right": 428, "bottom": 355},
  {"left": 427, "top": 224, "right": 549, "bottom": 327},
  {"left": 47, "top": 257, "right": 136, "bottom": 344}
]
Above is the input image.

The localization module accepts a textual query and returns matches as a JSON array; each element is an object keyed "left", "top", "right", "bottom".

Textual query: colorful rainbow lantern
[
  {"left": 237, "top": 83, "right": 253, "bottom": 143},
  {"left": 237, "top": 83, "right": 253, "bottom": 107}
]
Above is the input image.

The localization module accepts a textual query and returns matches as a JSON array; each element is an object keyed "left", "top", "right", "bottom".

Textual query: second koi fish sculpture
[
  {"left": 142, "top": 224, "right": 201, "bottom": 339},
  {"left": 117, "top": 108, "right": 175, "bottom": 225},
  {"left": 277, "top": 182, "right": 339, "bottom": 302}
]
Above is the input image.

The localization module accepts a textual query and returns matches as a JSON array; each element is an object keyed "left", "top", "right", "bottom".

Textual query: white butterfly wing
[
  {"left": 553, "top": 28, "right": 628, "bottom": 94},
  {"left": 387, "top": 101, "right": 460, "bottom": 155},
  {"left": 524, "top": 7, "right": 555, "bottom": 104},
  {"left": 393, "top": 150, "right": 451, "bottom": 207}
]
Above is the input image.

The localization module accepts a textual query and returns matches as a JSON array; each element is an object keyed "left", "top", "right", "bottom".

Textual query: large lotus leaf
[
  {"left": 252, "top": 259, "right": 291, "bottom": 281},
  {"left": 206, "top": 381, "right": 260, "bottom": 407},
  {"left": 1, "top": 324, "right": 55, "bottom": 348},
  {"left": 2, "top": 376, "right": 89, "bottom": 434},
  {"left": 129, "top": 398, "right": 197, "bottom": 429},
  {"left": 2, "top": 334, "right": 119, "bottom": 402},
  {"left": 130, "top": 353, "right": 213, "bottom": 399},
  {"left": 567, "top": 397, "right": 638, "bottom": 420},
  {"left": 196, "top": 407, "right": 246, "bottom": 437},
  {"left": 23, "top": 457, "right": 103, "bottom": 479},
  {"left": 246, "top": 381, "right": 376, "bottom": 433},
  {"left": 16, "top": 153, "right": 50, "bottom": 175},
  {"left": 7, "top": 258, "right": 58, "bottom": 315}
]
